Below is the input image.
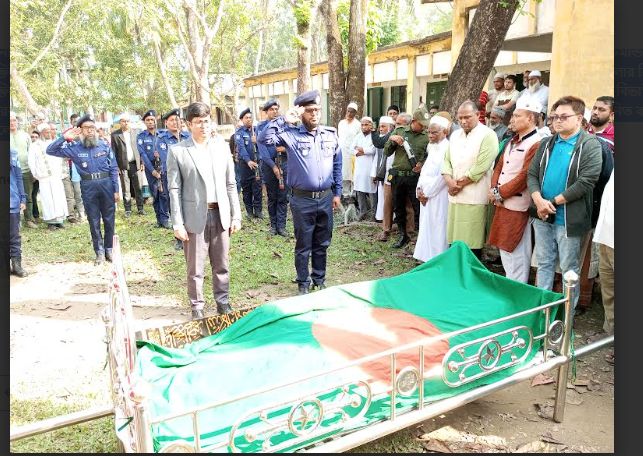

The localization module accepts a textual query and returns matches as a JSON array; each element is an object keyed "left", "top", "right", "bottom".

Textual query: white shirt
[
  {"left": 193, "top": 140, "right": 218, "bottom": 204},
  {"left": 593, "top": 170, "right": 614, "bottom": 249},
  {"left": 123, "top": 130, "right": 134, "bottom": 163}
]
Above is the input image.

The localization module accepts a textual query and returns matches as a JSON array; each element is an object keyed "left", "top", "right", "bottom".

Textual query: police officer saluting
[
  {"left": 138, "top": 109, "right": 170, "bottom": 229},
  {"left": 384, "top": 106, "right": 430, "bottom": 248},
  {"left": 235, "top": 108, "right": 264, "bottom": 219},
  {"left": 158, "top": 108, "right": 191, "bottom": 250},
  {"left": 259, "top": 90, "right": 342, "bottom": 295},
  {"left": 46, "top": 115, "right": 120, "bottom": 265},
  {"left": 257, "top": 99, "right": 290, "bottom": 236}
]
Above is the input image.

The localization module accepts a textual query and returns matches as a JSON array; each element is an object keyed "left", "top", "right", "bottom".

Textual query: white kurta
[
  {"left": 28, "top": 140, "right": 69, "bottom": 222},
  {"left": 351, "top": 132, "right": 377, "bottom": 193},
  {"left": 413, "top": 138, "right": 449, "bottom": 262},
  {"left": 338, "top": 118, "right": 362, "bottom": 182}
]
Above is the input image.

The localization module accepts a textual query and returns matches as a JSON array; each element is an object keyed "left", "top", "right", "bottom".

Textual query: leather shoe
[
  {"left": 191, "top": 309, "right": 204, "bottom": 320},
  {"left": 137, "top": 209, "right": 146, "bottom": 216},
  {"left": 298, "top": 284, "right": 310, "bottom": 295},
  {"left": 217, "top": 303, "right": 233, "bottom": 315},
  {"left": 124, "top": 211, "right": 132, "bottom": 218},
  {"left": 174, "top": 239, "right": 184, "bottom": 251},
  {"left": 161, "top": 220, "right": 172, "bottom": 229},
  {"left": 269, "top": 227, "right": 277, "bottom": 235},
  {"left": 94, "top": 253, "right": 105, "bottom": 266},
  {"left": 311, "top": 283, "right": 326, "bottom": 291},
  {"left": 277, "top": 229, "right": 289, "bottom": 237},
  {"left": 376, "top": 231, "right": 390, "bottom": 242},
  {"left": 392, "top": 234, "right": 410, "bottom": 249},
  {"left": 105, "top": 250, "right": 113, "bottom": 262}
]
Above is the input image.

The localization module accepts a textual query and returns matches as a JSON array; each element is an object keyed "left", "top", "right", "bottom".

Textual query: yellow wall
[{"left": 548, "top": 0, "right": 614, "bottom": 109}]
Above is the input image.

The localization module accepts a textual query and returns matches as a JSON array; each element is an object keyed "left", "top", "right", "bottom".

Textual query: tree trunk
[
  {"left": 153, "top": 39, "right": 179, "bottom": 107},
  {"left": 10, "top": 65, "right": 42, "bottom": 115},
  {"left": 254, "top": 0, "right": 269, "bottom": 74},
  {"left": 439, "top": 0, "right": 519, "bottom": 118},
  {"left": 319, "top": 0, "right": 346, "bottom": 127},
  {"left": 346, "top": 0, "right": 367, "bottom": 118},
  {"left": 293, "top": 0, "right": 317, "bottom": 95}
]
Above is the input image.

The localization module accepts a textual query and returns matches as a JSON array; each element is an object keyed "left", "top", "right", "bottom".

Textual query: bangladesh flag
[{"left": 134, "top": 242, "right": 562, "bottom": 452}]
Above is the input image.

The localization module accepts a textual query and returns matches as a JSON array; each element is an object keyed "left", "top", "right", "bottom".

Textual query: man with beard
[
  {"left": 519, "top": 70, "right": 549, "bottom": 115},
  {"left": 338, "top": 102, "right": 362, "bottom": 196},
  {"left": 351, "top": 116, "right": 377, "bottom": 220},
  {"left": 158, "top": 108, "right": 191, "bottom": 250},
  {"left": 111, "top": 112, "right": 145, "bottom": 218},
  {"left": 486, "top": 73, "right": 505, "bottom": 113},
  {"left": 47, "top": 115, "right": 120, "bottom": 264},
  {"left": 488, "top": 106, "right": 509, "bottom": 142},
  {"left": 588, "top": 96, "right": 614, "bottom": 150},
  {"left": 257, "top": 99, "right": 291, "bottom": 236},
  {"left": 29, "top": 123, "right": 68, "bottom": 230}
]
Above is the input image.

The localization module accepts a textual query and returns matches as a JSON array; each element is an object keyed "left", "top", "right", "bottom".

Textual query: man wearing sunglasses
[
  {"left": 46, "top": 115, "right": 121, "bottom": 265},
  {"left": 527, "top": 96, "right": 603, "bottom": 310}
]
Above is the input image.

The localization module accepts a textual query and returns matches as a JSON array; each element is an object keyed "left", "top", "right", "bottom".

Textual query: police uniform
[
  {"left": 46, "top": 115, "right": 120, "bottom": 264},
  {"left": 257, "top": 99, "right": 290, "bottom": 236},
  {"left": 137, "top": 110, "right": 170, "bottom": 228},
  {"left": 159, "top": 109, "right": 191, "bottom": 249},
  {"left": 259, "top": 90, "right": 342, "bottom": 294},
  {"left": 383, "top": 106, "right": 430, "bottom": 248},
  {"left": 235, "top": 107, "right": 263, "bottom": 218}
]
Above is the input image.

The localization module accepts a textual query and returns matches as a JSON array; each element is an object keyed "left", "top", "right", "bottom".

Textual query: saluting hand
[{"left": 63, "top": 127, "right": 81, "bottom": 141}]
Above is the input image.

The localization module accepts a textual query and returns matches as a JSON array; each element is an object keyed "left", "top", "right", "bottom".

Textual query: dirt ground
[{"left": 9, "top": 257, "right": 614, "bottom": 453}]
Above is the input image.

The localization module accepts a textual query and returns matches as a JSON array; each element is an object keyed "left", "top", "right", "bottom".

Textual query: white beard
[{"left": 529, "top": 82, "right": 541, "bottom": 93}]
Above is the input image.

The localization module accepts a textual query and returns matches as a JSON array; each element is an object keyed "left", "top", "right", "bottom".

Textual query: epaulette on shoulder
[{"left": 321, "top": 125, "right": 337, "bottom": 134}]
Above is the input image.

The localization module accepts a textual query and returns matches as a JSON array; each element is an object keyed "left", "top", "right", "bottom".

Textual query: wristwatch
[{"left": 549, "top": 198, "right": 558, "bottom": 207}]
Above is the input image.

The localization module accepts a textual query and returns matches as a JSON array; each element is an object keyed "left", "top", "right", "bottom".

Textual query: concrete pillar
[
  {"left": 406, "top": 55, "right": 417, "bottom": 111},
  {"left": 548, "top": 0, "right": 614, "bottom": 110}
]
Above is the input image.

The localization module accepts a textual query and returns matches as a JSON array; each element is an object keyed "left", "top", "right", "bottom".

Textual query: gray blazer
[{"left": 167, "top": 136, "right": 241, "bottom": 233}]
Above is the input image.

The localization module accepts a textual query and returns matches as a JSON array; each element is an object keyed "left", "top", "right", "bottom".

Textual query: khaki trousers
[{"left": 598, "top": 243, "right": 614, "bottom": 334}]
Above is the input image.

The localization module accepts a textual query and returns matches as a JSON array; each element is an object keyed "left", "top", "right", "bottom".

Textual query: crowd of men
[{"left": 8, "top": 72, "right": 615, "bottom": 340}]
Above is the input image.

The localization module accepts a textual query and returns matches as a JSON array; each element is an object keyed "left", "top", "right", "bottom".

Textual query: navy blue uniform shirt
[
  {"left": 235, "top": 126, "right": 259, "bottom": 164},
  {"left": 137, "top": 129, "right": 161, "bottom": 173},
  {"left": 156, "top": 129, "right": 190, "bottom": 174}
]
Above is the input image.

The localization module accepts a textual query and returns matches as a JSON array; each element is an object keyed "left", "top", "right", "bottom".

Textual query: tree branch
[{"left": 24, "top": 0, "right": 74, "bottom": 75}]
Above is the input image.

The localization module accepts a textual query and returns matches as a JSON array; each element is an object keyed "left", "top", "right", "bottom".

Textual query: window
[{"left": 390, "top": 85, "right": 407, "bottom": 113}]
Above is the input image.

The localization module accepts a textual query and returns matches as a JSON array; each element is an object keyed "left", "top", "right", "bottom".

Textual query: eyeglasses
[
  {"left": 190, "top": 119, "right": 211, "bottom": 126},
  {"left": 548, "top": 114, "right": 580, "bottom": 122},
  {"left": 304, "top": 107, "right": 321, "bottom": 114},
  {"left": 81, "top": 126, "right": 96, "bottom": 131}
]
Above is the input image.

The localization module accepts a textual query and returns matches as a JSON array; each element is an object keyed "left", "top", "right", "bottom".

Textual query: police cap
[
  {"left": 162, "top": 108, "right": 181, "bottom": 121},
  {"left": 142, "top": 110, "right": 157, "bottom": 120},
  {"left": 293, "top": 90, "right": 321, "bottom": 107},
  {"left": 412, "top": 106, "right": 431, "bottom": 127},
  {"left": 262, "top": 99, "right": 280, "bottom": 112},
  {"left": 239, "top": 107, "right": 251, "bottom": 119},
  {"left": 76, "top": 114, "right": 95, "bottom": 128}
]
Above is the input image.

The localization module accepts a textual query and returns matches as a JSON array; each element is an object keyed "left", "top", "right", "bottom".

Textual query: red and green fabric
[{"left": 134, "top": 242, "right": 562, "bottom": 452}]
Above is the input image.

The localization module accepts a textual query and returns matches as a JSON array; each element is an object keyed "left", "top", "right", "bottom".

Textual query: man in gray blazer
[
  {"left": 111, "top": 112, "right": 145, "bottom": 216},
  {"left": 167, "top": 102, "right": 242, "bottom": 319}
]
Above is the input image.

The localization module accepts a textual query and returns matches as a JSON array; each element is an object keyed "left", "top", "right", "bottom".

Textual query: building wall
[{"left": 548, "top": 0, "right": 614, "bottom": 109}]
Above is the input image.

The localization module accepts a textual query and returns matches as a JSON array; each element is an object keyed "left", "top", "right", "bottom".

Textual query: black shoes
[
  {"left": 392, "top": 234, "right": 410, "bottom": 249},
  {"left": 217, "top": 302, "right": 233, "bottom": 315},
  {"left": 105, "top": 250, "right": 113, "bottom": 262},
  {"left": 138, "top": 209, "right": 146, "bottom": 216},
  {"left": 277, "top": 229, "right": 289, "bottom": 237},
  {"left": 174, "top": 239, "right": 184, "bottom": 251},
  {"left": 311, "top": 283, "right": 326, "bottom": 291},
  {"left": 124, "top": 211, "right": 132, "bottom": 218},
  {"left": 94, "top": 253, "right": 105, "bottom": 265},
  {"left": 298, "top": 284, "right": 310, "bottom": 295},
  {"left": 191, "top": 309, "right": 204, "bottom": 320},
  {"left": 10, "top": 257, "right": 27, "bottom": 278},
  {"left": 253, "top": 212, "right": 264, "bottom": 220},
  {"left": 269, "top": 227, "right": 278, "bottom": 235}
]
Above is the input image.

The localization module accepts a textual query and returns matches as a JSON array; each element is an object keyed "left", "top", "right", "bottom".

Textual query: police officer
[
  {"left": 158, "top": 108, "right": 191, "bottom": 250},
  {"left": 46, "top": 115, "right": 120, "bottom": 265},
  {"left": 235, "top": 108, "right": 263, "bottom": 219},
  {"left": 384, "top": 106, "right": 430, "bottom": 248},
  {"left": 259, "top": 90, "right": 342, "bottom": 295},
  {"left": 257, "top": 99, "right": 290, "bottom": 236},
  {"left": 138, "top": 110, "right": 170, "bottom": 228}
]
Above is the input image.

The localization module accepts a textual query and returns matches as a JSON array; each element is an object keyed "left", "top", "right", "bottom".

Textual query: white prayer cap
[
  {"left": 36, "top": 122, "right": 49, "bottom": 133},
  {"left": 378, "top": 115, "right": 395, "bottom": 125},
  {"left": 429, "top": 115, "right": 450, "bottom": 130},
  {"left": 493, "top": 72, "right": 506, "bottom": 81},
  {"left": 360, "top": 116, "right": 373, "bottom": 124},
  {"left": 117, "top": 112, "right": 130, "bottom": 122},
  {"left": 347, "top": 102, "right": 358, "bottom": 111},
  {"left": 515, "top": 96, "right": 543, "bottom": 113},
  {"left": 9, "top": 111, "right": 17, "bottom": 119},
  {"left": 528, "top": 70, "right": 542, "bottom": 78}
]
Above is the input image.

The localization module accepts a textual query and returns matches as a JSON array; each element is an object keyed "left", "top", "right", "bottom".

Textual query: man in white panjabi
[
  {"left": 413, "top": 116, "right": 450, "bottom": 262},
  {"left": 351, "top": 116, "right": 377, "bottom": 220},
  {"left": 337, "top": 102, "right": 362, "bottom": 196},
  {"left": 28, "top": 123, "right": 69, "bottom": 229}
]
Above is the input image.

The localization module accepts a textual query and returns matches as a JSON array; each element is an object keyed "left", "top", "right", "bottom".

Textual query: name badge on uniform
[
  {"left": 138, "top": 139, "right": 143, "bottom": 145},
  {"left": 302, "top": 149, "right": 309, "bottom": 157},
  {"left": 78, "top": 153, "right": 89, "bottom": 158},
  {"left": 82, "top": 162, "right": 88, "bottom": 168},
  {"left": 160, "top": 143, "right": 166, "bottom": 150},
  {"left": 146, "top": 145, "right": 151, "bottom": 150}
]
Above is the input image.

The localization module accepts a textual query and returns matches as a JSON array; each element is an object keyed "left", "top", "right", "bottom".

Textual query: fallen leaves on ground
[{"left": 531, "top": 373, "right": 555, "bottom": 387}]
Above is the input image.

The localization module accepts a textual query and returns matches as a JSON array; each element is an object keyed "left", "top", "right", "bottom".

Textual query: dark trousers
[
  {"left": 81, "top": 179, "right": 116, "bottom": 255},
  {"left": 119, "top": 162, "right": 144, "bottom": 212},
  {"left": 32, "top": 179, "right": 40, "bottom": 219},
  {"left": 261, "top": 161, "right": 289, "bottom": 230},
  {"left": 145, "top": 170, "right": 170, "bottom": 224},
  {"left": 22, "top": 171, "right": 35, "bottom": 222},
  {"left": 239, "top": 162, "right": 263, "bottom": 216},
  {"left": 392, "top": 174, "right": 420, "bottom": 235},
  {"left": 10, "top": 213, "right": 22, "bottom": 258},
  {"left": 183, "top": 209, "right": 230, "bottom": 310},
  {"left": 290, "top": 192, "right": 334, "bottom": 286}
]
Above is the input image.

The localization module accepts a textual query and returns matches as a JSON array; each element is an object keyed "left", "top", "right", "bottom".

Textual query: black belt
[
  {"left": 394, "top": 170, "right": 418, "bottom": 177},
  {"left": 80, "top": 172, "right": 110, "bottom": 181},
  {"left": 292, "top": 188, "right": 332, "bottom": 199},
  {"left": 208, "top": 202, "right": 219, "bottom": 209}
]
